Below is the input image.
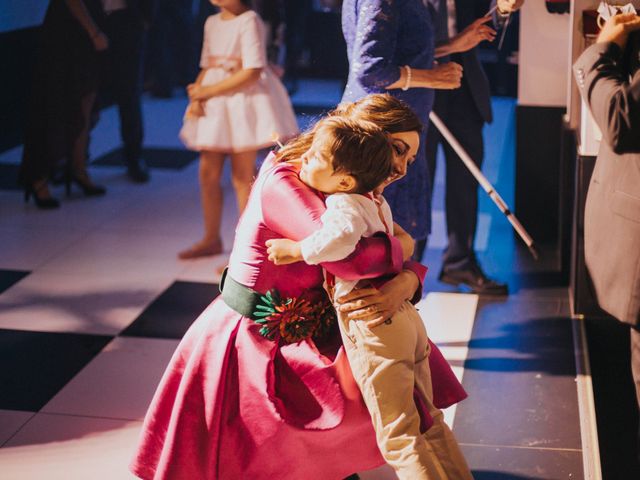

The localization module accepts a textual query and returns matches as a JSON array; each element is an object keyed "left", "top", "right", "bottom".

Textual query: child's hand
[
  {"left": 187, "top": 84, "right": 209, "bottom": 101},
  {"left": 265, "top": 238, "right": 303, "bottom": 265},
  {"left": 185, "top": 101, "right": 205, "bottom": 118}
]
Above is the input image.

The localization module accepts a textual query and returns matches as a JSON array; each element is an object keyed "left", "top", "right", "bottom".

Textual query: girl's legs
[
  {"left": 229, "top": 150, "right": 257, "bottom": 214},
  {"left": 178, "top": 150, "right": 225, "bottom": 259}
]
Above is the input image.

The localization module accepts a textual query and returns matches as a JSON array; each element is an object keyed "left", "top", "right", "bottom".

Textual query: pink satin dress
[{"left": 130, "top": 155, "right": 467, "bottom": 480}]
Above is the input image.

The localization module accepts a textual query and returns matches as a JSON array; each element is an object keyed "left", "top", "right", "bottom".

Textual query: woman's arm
[
  {"left": 335, "top": 265, "right": 427, "bottom": 326},
  {"left": 434, "top": 16, "right": 496, "bottom": 58},
  {"left": 64, "top": 0, "right": 108, "bottom": 51},
  {"left": 188, "top": 68, "right": 263, "bottom": 100},
  {"left": 351, "top": 0, "right": 461, "bottom": 91},
  {"left": 574, "top": 15, "right": 640, "bottom": 153},
  {"left": 261, "top": 167, "right": 404, "bottom": 280},
  {"left": 384, "top": 63, "right": 463, "bottom": 90}
]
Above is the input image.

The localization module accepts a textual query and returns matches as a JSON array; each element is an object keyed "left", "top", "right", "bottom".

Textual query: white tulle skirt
[{"left": 180, "top": 67, "right": 299, "bottom": 153}]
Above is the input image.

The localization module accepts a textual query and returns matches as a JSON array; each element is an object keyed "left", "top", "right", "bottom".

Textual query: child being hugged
[
  {"left": 179, "top": 0, "right": 298, "bottom": 259},
  {"left": 266, "top": 116, "right": 472, "bottom": 479}
]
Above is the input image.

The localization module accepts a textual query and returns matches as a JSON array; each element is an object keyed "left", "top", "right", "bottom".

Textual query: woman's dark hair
[
  {"left": 309, "top": 117, "right": 394, "bottom": 194},
  {"left": 334, "top": 93, "right": 423, "bottom": 135},
  {"left": 277, "top": 93, "right": 422, "bottom": 164}
]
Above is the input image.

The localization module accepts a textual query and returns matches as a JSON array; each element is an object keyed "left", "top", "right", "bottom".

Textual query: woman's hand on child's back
[
  {"left": 265, "top": 238, "right": 303, "bottom": 265},
  {"left": 335, "top": 270, "right": 420, "bottom": 328}
]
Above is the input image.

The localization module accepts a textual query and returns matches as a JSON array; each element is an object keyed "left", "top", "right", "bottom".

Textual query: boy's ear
[{"left": 338, "top": 175, "right": 357, "bottom": 192}]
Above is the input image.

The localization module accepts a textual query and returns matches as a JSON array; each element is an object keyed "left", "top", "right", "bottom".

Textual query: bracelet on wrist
[{"left": 401, "top": 65, "right": 412, "bottom": 91}]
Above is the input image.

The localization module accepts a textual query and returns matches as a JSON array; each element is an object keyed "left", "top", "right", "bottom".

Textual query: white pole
[{"left": 428, "top": 112, "right": 539, "bottom": 259}]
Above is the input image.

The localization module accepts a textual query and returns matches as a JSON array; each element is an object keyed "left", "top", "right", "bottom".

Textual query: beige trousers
[{"left": 339, "top": 301, "right": 473, "bottom": 480}]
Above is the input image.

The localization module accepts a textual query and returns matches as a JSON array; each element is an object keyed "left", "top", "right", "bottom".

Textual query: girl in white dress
[{"left": 178, "top": 0, "right": 298, "bottom": 259}]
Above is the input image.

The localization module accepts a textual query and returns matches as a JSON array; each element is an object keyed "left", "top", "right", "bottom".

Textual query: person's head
[
  {"left": 277, "top": 94, "right": 422, "bottom": 189},
  {"left": 335, "top": 94, "right": 422, "bottom": 186},
  {"left": 298, "top": 117, "right": 394, "bottom": 194}
]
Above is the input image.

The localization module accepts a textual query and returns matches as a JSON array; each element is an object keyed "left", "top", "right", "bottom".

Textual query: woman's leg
[
  {"left": 229, "top": 150, "right": 257, "bottom": 214},
  {"left": 179, "top": 150, "right": 225, "bottom": 259}
]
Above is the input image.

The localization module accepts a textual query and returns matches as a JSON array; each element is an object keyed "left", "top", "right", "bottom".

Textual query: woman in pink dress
[{"left": 131, "top": 94, "right": 466, "bottom": 480}]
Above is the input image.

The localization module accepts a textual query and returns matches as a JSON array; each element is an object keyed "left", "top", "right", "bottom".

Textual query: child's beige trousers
[{"left": 339, "top": 300, "right": 473, "bottom": 480}]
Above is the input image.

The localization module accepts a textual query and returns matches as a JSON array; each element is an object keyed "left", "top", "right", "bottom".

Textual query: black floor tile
[
  {"left": 463, "top": 444, "right": 584, "bottom": 480},
  {"left": 453, "top": 298, "right": 582, "bottom": 449},
  {"left": 0, "top": 270, "right": 29, "bottom": 295},
  {"left": 585, "top": 316, "right": 640, "bottom": 478},
  {"left": 92, "top": 147, "right": 198, "bottom": 170},
  {"left": 0, "top": 163, "right": 20, "bottom": 191},
  {"left": 0, "top": 329, "right": 112, "bottom": 411},
  {"left": 120, "top": 281, "right": 219, "bottom": 339}
]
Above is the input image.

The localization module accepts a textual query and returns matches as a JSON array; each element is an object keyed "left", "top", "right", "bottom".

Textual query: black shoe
[
  {"left": 66, "top": 171, "right": 107, "bottom": 197},
  {"left": 439, "top": 263, "right": 509, "bottom": 295},
  {"left": 24, "top": 183, "right": 60, "bottom": 209},
  {"left": 127, "top": 159, "right": 150, "bottom": 183}
]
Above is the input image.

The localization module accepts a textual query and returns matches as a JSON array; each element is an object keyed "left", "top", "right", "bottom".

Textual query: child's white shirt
[{"left": 300, "top": 192, "right": 394, "bottom": 300}]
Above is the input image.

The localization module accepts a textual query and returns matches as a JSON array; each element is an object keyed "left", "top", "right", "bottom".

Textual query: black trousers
[
  {"left": 425, "top": 80, "right": 485, "bottom": 271},
  {"left": 147, "top": 0, "right": 195, "bottom": 92},
  {"left": 102, "top": 9, "right": 145, "bottom": 164}
]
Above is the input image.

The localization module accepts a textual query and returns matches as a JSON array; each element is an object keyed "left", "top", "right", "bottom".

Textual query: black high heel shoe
[
  {"left": 66, "top": 170, "right": 106, "bottom": 197},
  {"left": 24, "top": 183, "right": 60, "bottom": 209}
]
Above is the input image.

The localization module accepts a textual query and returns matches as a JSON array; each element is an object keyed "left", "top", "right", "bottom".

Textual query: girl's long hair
[{"left": 276, "top": 94, "right": 423, "bottom": 163}]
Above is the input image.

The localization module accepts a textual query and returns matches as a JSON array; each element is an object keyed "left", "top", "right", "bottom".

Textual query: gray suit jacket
[{"left": 573, "top": 41, "right": 640, "bottom": 327}]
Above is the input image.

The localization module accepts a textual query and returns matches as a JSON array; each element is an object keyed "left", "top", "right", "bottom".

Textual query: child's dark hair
[
  {"left": 240, "top": 0, "right": 253, "bottom": 7},
  {"left": 314, "top": 117, "right": 394, "bottom": 194}
]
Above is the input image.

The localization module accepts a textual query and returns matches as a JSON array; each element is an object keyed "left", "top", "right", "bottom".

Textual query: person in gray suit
[
  {"left": 419, "top": 0, "right": 523, "bottom": 295},
  {"left": 573, "top": 12, "right": 640, "bottom": 457}
]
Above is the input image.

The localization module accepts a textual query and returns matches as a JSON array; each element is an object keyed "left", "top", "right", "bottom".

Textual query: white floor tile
[
  {"left": 176, "top": 255, "right": 227, "bottom": 283},
  {"left": 0, "top": 225, "right": 87, "bottom": 270},
  {"left": 418, "top": 292, "right": 478, "bottom": 428},
  {"left": 0, "top": 410, "right": 35, "bottom": 446},
  {"left": 418, "top": 292, "right": 478, "bottom": 345},
  {"left": 42, "top": 337, "right": 179, "bottom": 421},
  {"left": 0, "top": 413, "right": 141, "bottom": 480},
  {"left": 37, "top": 230, "right": 187, "bottom": 276},
  {"left": 0, "top": 270, "right": 174, "bottom": 335}
]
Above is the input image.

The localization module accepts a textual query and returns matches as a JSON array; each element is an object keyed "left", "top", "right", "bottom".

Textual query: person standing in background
[
  {"left": 101, "top": 0, "right": 153, "bottom": 183},
  {"left": 420, "top": 0, "right": 523, "bottom": 295},
  {"left": 20, "top": 0, "right": 108, "bottom": 209},
  {"left": 573, "top": 13, "right": 640, "bottom": 462},
  {"left": 177, "top": 0, "right": 298, "bottom": 260},
  {"left": 341, "top": 0, "right": 462, "bottom": 253}
]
